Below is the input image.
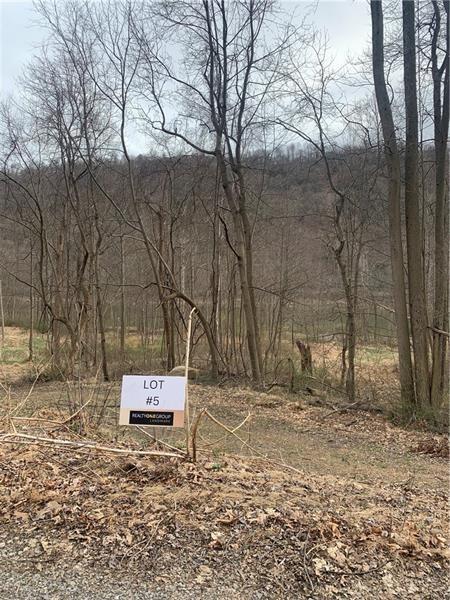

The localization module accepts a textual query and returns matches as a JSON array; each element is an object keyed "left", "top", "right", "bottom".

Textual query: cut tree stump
[{"left": 295, "top": 340, "right": 313, "bottom": 373}]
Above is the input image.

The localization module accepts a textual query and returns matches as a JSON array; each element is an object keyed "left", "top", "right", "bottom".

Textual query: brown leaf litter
[{"left": 0, "top": 439, "right": 448, "bottom": 598}]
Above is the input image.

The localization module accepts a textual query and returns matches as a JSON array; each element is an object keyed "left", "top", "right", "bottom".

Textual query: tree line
[{"left": 0, "top": 0, "right": 448, "bottom": 423}]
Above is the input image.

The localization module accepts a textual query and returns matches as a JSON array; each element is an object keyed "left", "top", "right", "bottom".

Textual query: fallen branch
[
  {"left": 428, "top": 326, "right": 450, "bottom": 338},
  {"left": 204, "top": 410, "right": 260, "bottom": 456},
  {"left": 0, "top": 433, "right": 184, "bottom": 458},
  {"left": 319, "top": 398, "right": 364, "bottom": 420},
  {"left": 11, "top": 416, "right": 64, "bottom": 426},
  {"left": 62, "top": 396, "right": 93, "bottom": 426},
  {"left": 327, "top": 560, "right": 391, "bottom": 577},
  {"left": 302, "top": 528, "right": 316, "bottom": 591},
  {"left": 10, "top": 358, "right": 52, "bottom": 416},
  {"left": 202, "top": 410, "right": 306, "bottom": 476}
]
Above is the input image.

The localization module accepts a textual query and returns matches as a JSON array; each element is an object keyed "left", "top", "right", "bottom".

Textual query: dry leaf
[
  {"left": 14, "top": 510, "right": 29, "bottom": 521},
  {"left": 209, "top": 531, "right": 224, "bottom": 549},
  {"left": 327, "top": 545, "right": 347, "bottom": 567}
]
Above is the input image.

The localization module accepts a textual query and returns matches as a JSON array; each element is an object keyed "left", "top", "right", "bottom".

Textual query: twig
[
  {"left": 302, "top": 528, "right": 315, "bottom": 591},
  {"left": 303, "top": 374, "right": 344, "bottom": 396},
  {"left": 136, "top": 426, "right": 186, "bottom": 456},
  {"left": 204, "top": 410, "right": 263, "bottom": 457},
  {"left": 35, "top": 447, "right": 101, "bottom": 482},
  {"left": 0, "top": 433, "right": 184, "bottom": 458},
  {"left": 327, "top": 560, "right": 390, "bottom": 577},
  {"left": 197, "top": 412, "right": 252, "bottom": 449},
  {"left": 62, "top": 397, "right": 93, "bottom": 425},
  {"left": 319, "top": 399, "right": 364, "bottom": 420},
  {"left": 120, "top": 518, "right": 165, "bottom": 565},
  {"left": 228, "top": 452, "right": 309, "bottom": 475},
  {"left": 11, "top": 416, "right": 64, "bottom": 425},
  {"left": 203, "top": 411, "right": 306, "bottom": 476},
  {"left": 10, "top": 359, "right": 52, "bottom": 416},
  {"left": 428, "top": 326, "right": 450, "bottom": 338},
  {"left": 190, "top": 408, "right": 206, "bottom": 462}
]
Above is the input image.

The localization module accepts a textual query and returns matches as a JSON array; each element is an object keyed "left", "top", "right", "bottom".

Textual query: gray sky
[
  {"left": 1, "top": 0, "right": 43, "bottom": 97},
  {"left": 0, "top": 0, "right": 371, "bottom": 154},
  {"left": 1, "top": 0, "right": 371, "bottom": 95}
]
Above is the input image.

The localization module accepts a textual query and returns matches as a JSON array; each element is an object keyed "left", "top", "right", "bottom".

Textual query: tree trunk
[
  {"left": 402, "top": 0, "right": 430, "bottom": 408},
  {"left": 120, "top": 234, "right": 126, "bottom": 360},
  {"left": 95, "top": 255, "right": 109, "bottom": 382},
  {"left": 295, "top": 340, "right": 313, "bottom": 373},
  {"left": 430, "top": 0, "right": 449, "bottom": 407},
  {"left": 371, "top": 0, "right": 415, "bottom": 406},
  {"left": 0, "top": 280, "right": 5, "bottom": 348},
  {"left": 345, "top": 305, "right": 356, "bottom": 402},
  {"left": 218, "top": 153, "right": 263, "bottom": 385},
  {"left": 167, "top": 291, "right": 219, "bottom": 380},
  {"left": 28, "top": 244, "right": 33, "bottom": 362}
]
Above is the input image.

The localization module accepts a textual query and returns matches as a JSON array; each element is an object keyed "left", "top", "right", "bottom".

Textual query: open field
[{"left": 0, "top": 326, "right": 401, "bottom": 403}]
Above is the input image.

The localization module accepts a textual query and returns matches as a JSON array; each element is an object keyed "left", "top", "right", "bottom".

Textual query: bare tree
[
  {"left": 428, "top": 0, "right": 449, "bottom": 406},
  {"left": 278, "top": 38, "right": 382, "bottom": 402},
  {"left": 134, "top": 0, "right": 297, "bottom": 384},
  {"left": 403, "top": 0, "right": 430, "bottom": 408},
  {"left": 370, "top": 0, "right": 415, "bottom": 407},
  {"left": 36, "top": 0, "right": 223, "bottom": 378}
]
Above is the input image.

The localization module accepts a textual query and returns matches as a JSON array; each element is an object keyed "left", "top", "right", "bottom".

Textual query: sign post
[
  {"left": 184, "top": 307, "right": 196, "bottom": 456},
  {"left": 119, "top": 307, "right": 197, "bottom": 457}
]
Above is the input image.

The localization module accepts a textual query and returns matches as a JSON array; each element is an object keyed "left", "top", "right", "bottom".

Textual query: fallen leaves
[
  {"left": 36, "top": 500, "right": 63, "bottom": 520},
  {"left": 208, "top": 531, "right": 225, "bottom": 549},
  {"left": 412, "top": 437, "right": 449, "bottom": 458},
  {"left": 195, "top": 564, "right": 213, "bottom": 584},
  {"left": 0, "top": 436, "right": 447, "bottom": 598},
  {"left": 326, "top": 544, "right": 347, "bottom": 567}
]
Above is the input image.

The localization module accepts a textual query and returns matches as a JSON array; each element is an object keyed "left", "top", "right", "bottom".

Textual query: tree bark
[
  {"left": 371, "top": 0, "right": 415, "bottom": 406},
  {"left": 430, "top": 0, "right": 449, "bottom": 406},
  {"left": 295, "top": 340, "right": 312, "bottom": 373},
  {"left": 95, "top": 255, "right": 109, "bottom": 382},
  {"left": 28, "top": 244, "right": 33, "bottom": 362},
  {"left": 120, "top": 234, "right": 126, "bottom": 361},
  {"left": 217, "top": 153, "right": 263, "bottom": 385},
  {"left": 402, "top": 0, "right": 431, "bottom": 408}
]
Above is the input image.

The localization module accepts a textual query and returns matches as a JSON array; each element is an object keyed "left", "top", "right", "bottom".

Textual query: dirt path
[
  {"left": 188, "top": 385, "right": 448, "bottom": 490},
  {"left": 5, "top": 379, "right": 448, "bottom": 491},
  {"left": 9, "top": 380, "right": 446, "bottom": 477}
]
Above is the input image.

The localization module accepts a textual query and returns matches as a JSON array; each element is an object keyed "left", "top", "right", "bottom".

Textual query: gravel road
[{"left": 0, "top": 563, "right": 255, "bottom": 600}]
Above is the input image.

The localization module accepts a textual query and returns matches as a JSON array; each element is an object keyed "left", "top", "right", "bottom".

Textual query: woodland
[{"left": 0, "top": 0, "right": 448, "bottom": 598}]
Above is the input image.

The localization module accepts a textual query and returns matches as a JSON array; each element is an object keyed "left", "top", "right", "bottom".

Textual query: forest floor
[{"left": 0, "top": 328, "right": 448, "bottom": 599}]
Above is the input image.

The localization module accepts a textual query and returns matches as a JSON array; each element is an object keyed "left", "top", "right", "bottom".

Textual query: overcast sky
[
  {"left": 0, "top": 0, "right": 371, "bottom": 154},
  {"left": 1, "top": 0, "right": 370, "bottom": 94}
]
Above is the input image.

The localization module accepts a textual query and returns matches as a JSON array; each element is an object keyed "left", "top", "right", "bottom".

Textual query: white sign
[{"left": 119, "top": 375, "right": 186, "bottom": 427}]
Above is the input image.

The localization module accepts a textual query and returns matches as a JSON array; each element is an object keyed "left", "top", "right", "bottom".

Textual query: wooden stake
[
  {"left": 184, "top": 307, "right": 196, "bottom": 456},
  {"left": 0, "top": 280, "right": 5, "bottom": 356}
]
